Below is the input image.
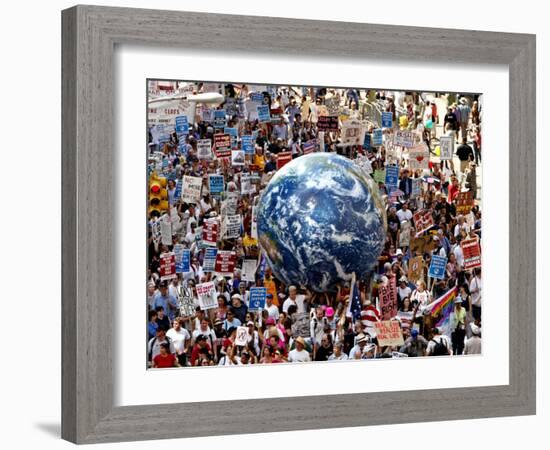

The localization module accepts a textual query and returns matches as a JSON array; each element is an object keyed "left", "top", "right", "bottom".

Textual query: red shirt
[
  {"left": 153, "top": 353, "right": 176, "bottom": 368},
  {"left": 448, "top": 183, "right": 460, "bottom": 203}
]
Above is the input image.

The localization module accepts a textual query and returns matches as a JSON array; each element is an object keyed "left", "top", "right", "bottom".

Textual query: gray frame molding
[{"left": 62, "top": 5, "right": 536, "bottom": 444}]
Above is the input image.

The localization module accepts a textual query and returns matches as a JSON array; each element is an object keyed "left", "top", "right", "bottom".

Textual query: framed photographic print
[{"left": 62, "top": 5, "right": 536, "bottom": 444}]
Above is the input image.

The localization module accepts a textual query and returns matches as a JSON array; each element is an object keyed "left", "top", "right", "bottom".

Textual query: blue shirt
[
  {"left": 153, "top": 292, "right": 178, "bottom": 320},
  {"left": 223, "top": 318, "right": 241, "bottom": 331}
]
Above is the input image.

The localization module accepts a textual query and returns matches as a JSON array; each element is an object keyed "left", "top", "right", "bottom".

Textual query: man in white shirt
[
  {"left": 464, "top": 323, "right": 482, "bottom": 355},
  {"left": 348, "top": 333, "right": 369, "bottom": 359},
  {"left": 469, "top": 268, "right": 482, "bottom": 321},
  {"left": 282, "top": 285, "right": 308, "bottom": 314},
  {"left": 453, "top": 240, "right": 464, "bottom": 267},
  {"left": 166, "top": 318, "right": 191, "bottom": 367},
  {"left": 263, "top": 293, "right": 280, "bottom": 321},
  {"left": 396, "top": 202, "right": 413, "bottom": 223},
  {"left": 288, "top": 337, "right": 311, "bottom": 363}
]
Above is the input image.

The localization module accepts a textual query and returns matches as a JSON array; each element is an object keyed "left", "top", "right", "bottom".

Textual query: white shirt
[
  {"left": 288, "top": 349, "right": 311, "bottom": 363},
  {"left": 282, "top": 294, "right": 306, "bottom": 314},
  {"left": 397, "top": 208, "right": 413, "bottom": 223},
  {"left": 264, "top": 303, "right": 280, "bottom": 321},
  {"left": 166, "top": 327, "right": 190, "bottom": 354},
  {"left": 469, "top": 275, "right": 482, "bottom": 307},
  {"left": 453, "top": 244, "right": 464, "bottom": 267},
  {"left": 328, "top": 352, "right": 349, "bottom": 361}
]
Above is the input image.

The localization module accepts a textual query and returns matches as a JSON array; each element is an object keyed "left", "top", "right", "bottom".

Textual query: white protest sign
[
  {"left": 241, "top": 259, "right": 257, "bottom": 282},
  {"left": 231, "top": 150, "right": 245, "bottom": 166},
  {"left": 394, "top": 130, "right": 417, "bottom": 148},
  {"left": 439, "top": 135, "right": 454, "bottom": 161},
  {"left": 224, "top": 214, "right": 242, "bottom": 239},
  {"left": 241, "top": 174, "right": 256, "bottom": 195},
  {"left": 251, "top": 203, "right": 258, "bottom": 239},
  {"left": 196, "top": 281, "right": 218, "bottom": 310},
  {"left": 197, "top": 139, "right": 213, "bottom": 160},
  {"left": 341, "top": 119, "right": 365, "bottom": 146},
  {"left": 181, "top": 175, "right": 202, "bottom": 204},
  {"left": 235, "top": 326, "right": 249, "bottom": 346},
  {"left": 408, "top": 143, "right": 430, "bottom": 170},
  {"left": 160, "top": 214, "right": 172, "bottom": 246}
]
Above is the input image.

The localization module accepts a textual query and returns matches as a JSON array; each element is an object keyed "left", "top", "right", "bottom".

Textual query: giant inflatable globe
[{"left": 257, "top": 153, "right": 387, "bottom": 292}]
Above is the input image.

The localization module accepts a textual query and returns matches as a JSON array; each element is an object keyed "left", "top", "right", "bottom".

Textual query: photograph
[{"left": 146, "top": 80, "right": 483, "bottom": 368}]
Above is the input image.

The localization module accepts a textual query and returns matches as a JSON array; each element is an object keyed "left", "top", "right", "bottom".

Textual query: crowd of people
[{"left": 146, "top": 82, "right": 482, "bottom": 369}]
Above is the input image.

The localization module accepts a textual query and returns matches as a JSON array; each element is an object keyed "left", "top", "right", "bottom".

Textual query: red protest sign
[
  {"left": 214, "top": 250, "right": 236, "bottom": 275},
  {"left": 276, "top": 152, "right": 293, "bottom": 170},
  {"left": 455, "top": 191, "right": 474, "bottom": 215},
  {"left": 214, "top": 134, "right": 232, "bottom": 158},
  {"left": 317, "top": 115, "right": 339, "bottom": 132},
  {"left": 379, "top": 276, "right": 398, "bottom": 320},
  {"left": 461, "top": 238, "right": 481, "bottom": 270},
  {"left": 159, "top": 252, "right": 177, "bottom": 280},
  {"left": 413, "top": 210, "right": 434, "bottom": 236},
  {"left": 201, "top": 219, "right": 219, "bottom": 247}
]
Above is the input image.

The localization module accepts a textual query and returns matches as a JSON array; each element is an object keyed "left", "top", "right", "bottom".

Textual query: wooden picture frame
[{"left": 62, "top": 5, "right": 536, "bottom": 444}]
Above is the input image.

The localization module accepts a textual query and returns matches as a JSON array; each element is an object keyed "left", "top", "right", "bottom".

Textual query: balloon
[
  {"left": 425, "top": 119, "right": 433, "bottom": 129},
  {"left": 399, "top": 116, "right": 408, "bottom": 128},
  {"left": 435, "top": 146, "right": 441, "bottom": 156}
]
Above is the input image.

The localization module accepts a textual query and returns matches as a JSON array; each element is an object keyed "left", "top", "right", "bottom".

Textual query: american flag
[{"left": 349, "top": 274, "right": 362, "bottom": 321}]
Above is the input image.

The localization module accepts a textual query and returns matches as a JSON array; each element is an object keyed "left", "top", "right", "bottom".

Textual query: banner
[
  {"left": 439, "top": 135, "right": 454, "bottom": 160},
  {"left": 224, "top": 127, "right": 239, "bottom": 149},
  {"left": 408, "top": 143, "right": 430, "bottom": 170},
  {"left": 224, "top": 214, "right": 241, "bottom": 239},
  {"left": 203, "top": 248, "right": 218, "bottom": 272},
  {"left": 181, "top": 175, "right": 202, "bottom": 204},
  {"left": 160, "top": 214, "right": 172, "bottom": 246},
  {"left": 197, "top": 139, "right": 213, "bottom": 160},
  {"left": 213, "top": 134, "right": 232, "bottom": 159},
  {"left": 177, "top": 284, "right": 195, "bottom": 318},
  {"left": 231, "top": 150, "right": 245, "bottom": 166},
  {"left": 341, "top": 119, "right": 365, "bottom": 145},
  {"left": 385, "top": 165, "right": 399, "bottom": 189},
  {"left": 276, "top": 152, "right": 293, "bottom": 170},
  {"left": 213, "top": 110, "right": 227, "bottom": 128},
  {"left": 257, "top": 104, "right": 271, "bottom": 123},
  {"left": 372, "top": 128, "right": 383, "bottom": 146},
  {"left": 407, "top": 255, "right": 424, "bottom": 282},
  {"left": 411, "top": 178, "right": 422, "bottom": 198},
  {"left": 413, "top": 210, "right": 434, "bottom": 236},
  {"left": 175, "top": 115, "right": 189, "bottom": 134},
  {"left": 159, "top": 252, "right": 177, "bottom": 281},
  {"left": 241, "top": 135, "right": 255, "bottom": 154},
  {"left": 196, "top": 281, "right": 218, "bottom": 310},
  {"left": 374, "top": 320, "right": 404, "bottom": 347},
  {"left": 394, "top": 130, "right": 416, "bottom": 148},
  {"left": 461, "top": 238, "right": 482, "bottom": 270},
  {"left": 248, "top": 287, "right": 267, "bottom": 311},
  {"left": 325, "top": 96, "right": 341, "bottom": 115},
  {"left": 317, "top": 115, "right": 339, "bottom": 132},
  {"left": 455, "top": 191, "right": 474, "bottom": 215},
  {"left": 379, "top": 276, "right": 398, "bottom": 320},
  {"left": 240, "top": 174, "right": 256, "bottom": 195},
  {"left": 381, "top": 111, "right": 393, "bottom": 128},
  {"left": 201, "top": 218, "right": 219, "bottom": 247},
  {"left": 363, "top": 133, "right": 371, "bottom": 150},
  {"left": 428, "top": 255, "right": 448, "bottom": 279},
  {"left": 208, "top": 174, "right": 225, "bottom": 194},
  {"left": 242, "top": 259, "right": 258, "bottom": 282},
  {"left": 174, "top": 245, "right": 190, "bottom": 273},
  {"left": 235, "top": 326, "right": 249, "bottom": 346},
  {"left": 214, "top": 250, "right": 237, "bottom": 276},
  {"left": 291, "top": 312, "right": 311, "bottom": 338}
]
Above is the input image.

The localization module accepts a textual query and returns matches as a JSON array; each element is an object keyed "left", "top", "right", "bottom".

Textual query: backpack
[{"left": 431, "top": 337, "right": 448, "bottom": 356}]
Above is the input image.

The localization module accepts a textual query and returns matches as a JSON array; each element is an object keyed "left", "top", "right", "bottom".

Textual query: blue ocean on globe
[{"left": 257, "top": 152, "right": 387, "bottom": 292}]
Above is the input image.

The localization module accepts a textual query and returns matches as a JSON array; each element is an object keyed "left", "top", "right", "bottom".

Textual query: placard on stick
[{"left": 374, "top": 320, "right": 404, "bottom": 347}]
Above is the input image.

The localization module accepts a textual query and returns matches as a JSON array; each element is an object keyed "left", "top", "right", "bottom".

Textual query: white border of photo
[{"left": 114, "top": 45, "right": 509, "bottom": 406}]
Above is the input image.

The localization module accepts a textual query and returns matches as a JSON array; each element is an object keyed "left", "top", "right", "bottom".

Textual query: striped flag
[
  {"left": 424, "top": 287, "right": 457, "bottom": 336},
  {"left": 346, "top": 273, "right": 362, "bottom": 321}
]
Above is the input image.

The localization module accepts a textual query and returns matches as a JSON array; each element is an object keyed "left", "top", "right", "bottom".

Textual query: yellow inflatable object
[{"left": 435, "top": 145, "right": 441, "bottom": 156}]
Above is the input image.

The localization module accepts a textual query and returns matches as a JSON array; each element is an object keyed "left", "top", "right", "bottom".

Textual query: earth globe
[{"left": 257, "top": 152, "right": 387, "bottom": 292}]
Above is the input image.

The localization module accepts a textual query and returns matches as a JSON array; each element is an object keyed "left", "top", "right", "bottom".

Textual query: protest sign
[
  {"left": 393, "top": 130, "right": 416, "bottom": 148},
  {"left": 385, "top": 165, "right": 399, "bottom": 189},
  {"left": 363, "top": 133, "right": 371, "bottom": 150},
  {"left": 251, "top": 204, "right": 258, "bottom": 239},
  {"left": 242, "top": 259, "right": 258, "bottom": 282},
  {"left": 241, "top": 135, "right": 255, "bottom": 154},
  {"left": 177, "top": 142, "right": 188, "bottom": 156},
  {"left": 174, "top": 244, "right": 190, "bottom": 273},
  {"left": 224, "top": 127, "right": 239, "bottom": 149},
  {"left": 203, "top": 248, "right": 218, "bottom": 272},
  {"left": 455, "top": 191, "right": 474, "bottom": 215},
  {"left": 208, "top": 174, "right": 225, "bottom": 194},
  {"left": 231, "top": 150, "right": 245, "bottom": 166},
  {"left": 214, "top": 250, "right": 237, "bottom": 276},
  {"left": 250, "top": 92, "right": 264, "bottom": 103},
  {"left": 213, "top": 134, "right": 232, "bottom": 159},
  {"left": 181, "top": 175, "right": 202, "bottom": 204},
  {"left": 248, "top": 287, "right": 267, "bottom": 311},
  {"left": 325, "top": 96, "right": 341, "bottom": 115},
  {"left": 177, "top": 284, "right": 195, "bottom": 318},
  {"left": 201, "top": 218, "right": 219, "bottom": 247},
  {"left": 411, "top": 178, "right": 422, "bottom": 198},
  {"left": 235, "top": 327, "right": 249, "bottom": 346},
  {"left": 408, "top": 143, "right": 430, "bottom": 170},
  {"left": 276, "top": 151, "right": 293, "bottom": 170},
  {"left": 355, "top": 155, "right": 373, "bottom": 175},
  {"left": 461, "top": 238, "right": 482, "bottom": 270},
  {"left": 160, "top": 214, "right": 172, "bottom": 246},
  {"left": 196, "top": 281, "right": 218, "bottom": 310},
  {"left": 240, "top": 174, "right": 256, "bottom": 195},
  {"left": 213, "top": 109, "right": 227, "bottom": 128},
  {"left": 225, "top": 191, "right": 240, "bottom": 215},
  {"left": 224, "top": 98, "right": 237, "bottom": 116},
  {"left": 159, "top": 252, "right": 177, "bottom": 281},
  {"left": 398, "top": 220, "right": 412, "bottom": 248},
  {"left": 379, "top": 276, "right": 398, "bottom": 320},
  {"left": 224, "top": 215, "right": 242, "bottom": 239},
  {"left": 439, "top": 135, "right": 454, "bottom": 160},
  {"left": 201, "top": 108, "right": 213, "bottom": 122},
  {"left": 317, "top": 115, "right": 339, "bottom": 132},
  {"left": 372, "top": 128, "right": 383, "bottom": 146},
  {"left": 381, "top": 112, "right": 393, "bottom": 128},
  {"left": 257, "top": 104, "right": 271, "bottom": 123},
  {"left": 291, "top": 312, "right": 311, "bottom": 338},
  {"left": 407, "top": 255, "right": 424, "bottom": 281},
  {"left": 373, "top": 169, "right": 386, "bottom": 184},
  {"left": 174, "top": 179, "right": 183, "bottom": 201},
  {"left": 410, "top": 235, "right": 437, "bottom": 255},
  {"left": 175, "top": 115, "right": 189, "bottom": 134},
  {"left": 413, "top": 210, "right": 435, "bottom": 236},
  {"left": 197, "top": 139, "right": 213, "bottom": 160},
  {"left": 428, "top": 255, "right": 448, "bottom": 279},
  {"left": 341, "top": 120, "right": 365, "bottom": 145},
  {"left": 374, "top": 320, "right": 404, "bottom": 347}
]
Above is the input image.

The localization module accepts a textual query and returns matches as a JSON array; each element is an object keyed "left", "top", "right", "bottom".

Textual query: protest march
[{"left": 146, "top": 81, "right": 483, "bottom": 368}]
